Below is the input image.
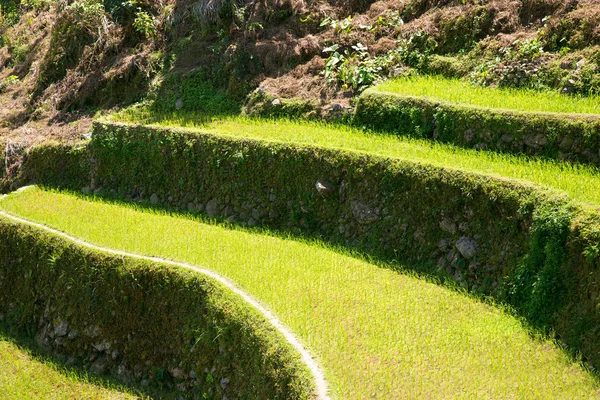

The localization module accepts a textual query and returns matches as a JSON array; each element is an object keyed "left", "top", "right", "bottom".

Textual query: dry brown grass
[{"left": 4, "top": 0, "right": 600, "bottom": 143}]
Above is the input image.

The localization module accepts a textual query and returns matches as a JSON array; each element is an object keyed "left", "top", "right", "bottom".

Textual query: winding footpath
[{"left": 0, "top": 188, "right": 330, "bottom": 400}]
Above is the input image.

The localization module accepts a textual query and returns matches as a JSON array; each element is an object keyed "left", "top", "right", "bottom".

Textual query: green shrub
[
  {"left": 424, "top": 55, "right": 472, "bottom": 78},
  {"left": 323, "top": 43, "right": 400, "bottom": 92},
  {"left": 191, "top": 0, "right": 244, "bottom": 25},
  {"left": 436, "top": 5, "right": 494, "bottom": 54},
  {"left": 1, "top": 74, "right": 19, "bottom": 87},
  {"left": 396, "top": 31, "right": 438, "bottom": 69},
  {"left": 0, "top": 0, "right": 22, "bottom": 28},
  {"left": 540, "top": 12, "right": 600, "bottom": 52},
  {"left": 149, "top": 70, "right": 240, "bottom": 115},
  {"left": 132, "top": 9, "right": 156, "bottom": 38},
  {"left": 6, "top": 42, "right": 29, "bottom": 64}
]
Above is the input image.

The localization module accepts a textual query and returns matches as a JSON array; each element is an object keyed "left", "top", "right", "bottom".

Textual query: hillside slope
[{"left": 1, "top": 0, "right": 600, "bottom": 142}]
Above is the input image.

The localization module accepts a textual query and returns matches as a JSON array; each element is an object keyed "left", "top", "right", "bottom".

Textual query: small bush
[
  {"left": 436, "top": 6, "right": 494, "bottom": 54},
  {"left": 132, "top": 9, "right": 156, "bottom": 38},
  {"left": 191, "top": 0, "right": 243, "bottom": 25},
  {"left": 0, "top": 0, "right": 22, "bottom": 28},
  {"left": 505, "top": 204, "right": 573, "bottom": 330},
  {"left": 0, "top": 74, "right": 19, "bottom": 89}
]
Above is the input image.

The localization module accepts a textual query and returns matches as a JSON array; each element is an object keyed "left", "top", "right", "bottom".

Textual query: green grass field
[
  {"left": 372, "top": 75, "right": 600, "bottom": 115},
  {"left": 2, "top": 187, "right": 599, "bottom": 399},
  {"left": 0, "top": 333, "right": 141, "bottom": 400},
  {"left": 106, "top": 112, "right": 600, "bottom": 206}
]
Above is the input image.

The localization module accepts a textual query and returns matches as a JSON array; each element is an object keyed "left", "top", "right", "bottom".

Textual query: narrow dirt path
[{"left": 0, "top": 198, "right": 330, "bottom": 400}]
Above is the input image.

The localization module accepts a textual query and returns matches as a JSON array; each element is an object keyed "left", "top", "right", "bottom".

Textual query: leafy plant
[
  {"left": 323, "top": 43, "right": 401, "bottom": 92},
  {"left": 373, "top": 11, "right": 404, "bottom": 31},
  {"left": 0, "top": 0, "right": 21, "bottom": 28},
  {"left": 9, "top": 42, "right": 30, "bottom": 63},
  {"left": 191, "top": 0, "right": 245, "bottom": 25},
  {"left": 0, "top": 75, "right": 20, "bottom": 91},
  {"left": 320, "top": 16, "right": 353, "bottom": 35},
  {"left": 133, "top": 9, "right": 156, "bottom": 38},
  {"left": 3, "top": 75, "right": 19, "bottom": 85},
  {"left": 248, "top": 21, "right": 263, "bottom": 31},
  {"left": 63, "top": 0, "right": 106, "bottom": 33},
  {"left": 105, "top": 0, "right": 137, "bottom": 24},
  {"left": 504, "top": 38, "right": 545, "bottom": 60},
  {"left": 20, "top": 0, "right": 52, "bottom": 10},
  {"left": 32, "top": 0, "right": 111, "bottom": 94}
]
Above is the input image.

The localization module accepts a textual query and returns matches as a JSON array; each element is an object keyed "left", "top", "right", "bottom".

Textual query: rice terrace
[{"left": 4, "top": 0, "right": 600, "bottom": 399}]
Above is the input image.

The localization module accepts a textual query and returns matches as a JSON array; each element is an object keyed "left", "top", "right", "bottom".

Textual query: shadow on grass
[{"left": 0, "top": 323, "right": 177, "bottom": 399}]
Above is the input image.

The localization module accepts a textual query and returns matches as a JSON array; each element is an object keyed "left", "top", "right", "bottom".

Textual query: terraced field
[
  {"left": 107, "top": 112, "right": 600, "bottom": 206},
  {"left": 0, "top": 333, "right": 140, "bottom": 399},
  {"left": 4, "top": 72, "right": 600, "bottom": 398},
  {"left": 372, "top": 76, "right": 600, "bottom": 115},
  {"left": 1, "top": 187, "right": 599, "bottom": 399},
  {"left": 6, "top": 0, "right": 600, "bottom": 395}
]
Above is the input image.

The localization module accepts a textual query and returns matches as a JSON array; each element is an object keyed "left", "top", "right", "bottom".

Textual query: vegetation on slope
[
  {"left": 84, "top": 120, "right": 600, "bottom": 367},
  {"left": 106, "top": 112, "right": 600, "bottom": 206},
  {"left": 3, "top": 0, "right": 600, "bottom": 396},
  {"left": 1, "top": 187, "right": 599, "bottom": 399},
  {"left": 0, "top": 333, "right": 142, "bottom": 400},
  {"left": 3, "top": 0, "right": 600, "bottom": 138}
]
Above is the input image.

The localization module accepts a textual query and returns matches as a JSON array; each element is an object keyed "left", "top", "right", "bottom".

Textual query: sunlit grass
[
  {"left": 0, "top": 332, "right": 141, "bottom": 400},
  {"left": 2, "top": 187, "right": 599, "bottom": 399},
  {"left": 372, "top": 75, "right": 600, "bottom": 115},
  {"left": 106, "top": 110, "right": 600, "bottom": 206}
]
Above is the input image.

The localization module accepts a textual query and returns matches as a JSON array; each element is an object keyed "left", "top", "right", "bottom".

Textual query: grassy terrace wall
[
  {"left": 12, "top": 120, "right": 600, "bottom": 370},
  {"left": 90, "top": 122, "right": 540, "bottom": 287},
  {"left": 354, "top": 91, "right": 600, "bottom": 165},
  {"left": 0, "top": 140, "right": 89, "bottom": 194},
  {"left": 0, "top": 216, "right": 314, "bottom": 399},
  {"left": 19, "top": 143, "right": 90, "bottom": 190},
  {"left": 85, "top": 121, "right": 600, "bottom": 369}
]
